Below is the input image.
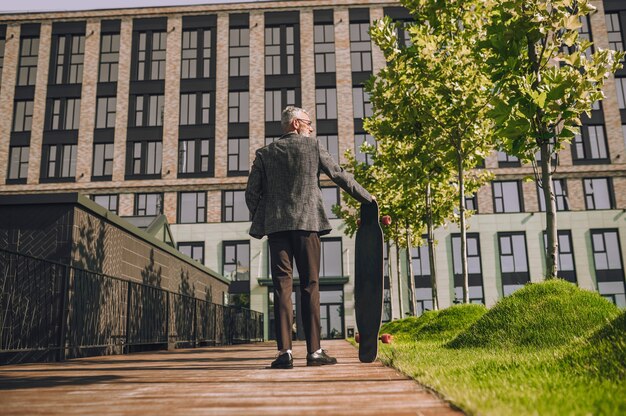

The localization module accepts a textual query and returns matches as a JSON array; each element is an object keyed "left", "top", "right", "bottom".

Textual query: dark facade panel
[
  {"left": 182, "top": 14, "right": 217, "bottom": 28},
  {"left": 20, "top": 23, "right": 41, "bottom": 36},
  {"left": 101, "top": 19, "right": 121, "bottom": 33},
  {"left": 265, "top": 11, "right": 299, "bottom": 25},
  {"left": 132, "top": 17, "right": 167, "bottom": 31},
  {"left": 349, "top": 8, "right": 370, "bottom": 22},
  {"left": 229, "top": 13, "right": 249, "bottom": 27},
  {"left": 313, "top": 9, "right": 333, "bottom": 24},
  {"left": 384, "top": 6, "right": 412, "bottom": 20},
  {"left": 51, "top": 21, "right": 86, "bottom": 35}
]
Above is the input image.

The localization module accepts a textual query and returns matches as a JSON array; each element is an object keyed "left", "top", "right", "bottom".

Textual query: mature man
[{"left": 245, "top": 106, "right": 374, "bottom": 369}]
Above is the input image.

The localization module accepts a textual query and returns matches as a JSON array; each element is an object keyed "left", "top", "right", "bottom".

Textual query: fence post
[
  {"left": 57, "top": 265, "right": 71, "bottom": 362},
  {"left": 166, "top": 291, "right": 171, "bottom": 350},
  {"left": 125, "top": 281, "right": 132, "bottom": 354},
  {"left": 192, "top": 298, "right": 197, "bottom": 347}
]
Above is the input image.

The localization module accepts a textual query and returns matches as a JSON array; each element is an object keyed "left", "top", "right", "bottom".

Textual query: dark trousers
[{"left": 268, "top": 230, "right": 321, "bottom": 354}]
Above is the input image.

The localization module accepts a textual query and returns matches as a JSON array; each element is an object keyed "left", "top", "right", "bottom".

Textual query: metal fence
[{"left": 0, "top": 248, "right": 264, "bottom": 365}]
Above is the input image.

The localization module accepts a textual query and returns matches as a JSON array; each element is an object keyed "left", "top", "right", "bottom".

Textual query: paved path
[{"left": 0, "top": 340, "right": 463, "bottom": 415}]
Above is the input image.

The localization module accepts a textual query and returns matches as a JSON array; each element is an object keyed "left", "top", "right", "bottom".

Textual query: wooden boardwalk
[{"left": 0, "top": 340, "right": 463, "bottom": 415}]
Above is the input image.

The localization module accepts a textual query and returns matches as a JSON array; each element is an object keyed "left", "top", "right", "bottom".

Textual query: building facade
[{"left": 0, "top": 0, "right": 625, "bottom": 341}]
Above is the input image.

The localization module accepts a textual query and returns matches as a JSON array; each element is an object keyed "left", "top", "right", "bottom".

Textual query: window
[
  {"left": 577, "top": 15, "right": 594, "bottom": 60},
  {"left": 228, "top": 137, "right": 249, "bottom": 176},
  {"left": 543, "top": 230, "right": 576, "bottom": 283},
  {"left": 44, "top": 144, "right": 77, "bottom": 179},
  {"left": 465, "top": 194, "right": 478, "bottom": 212},
  {"left": 318, "top": 135, "right": 339, "bottom": 163},
  {"left": 316, "top": 88, "right": 337, "bottom": 119},
  {"left": 92, "top": 194, "right": 118, "bottom": 214},
  {"left": 7, "top": 146, "right": 29, "bottom": 180},
  {"left": 92, "top": 143, "right": 114, "bottom": 178},
  {"left": 314, "top": 24, "right": 335, "bottom": 73},
  {"left": 591, "top": 229, "right": 626, "bottom": 307},
  {"left": 50, "top": 98, "right": 81, "bottom": 130},
  {"left": 583, "top": 178, "right": 613, "bottom": 210},
  {"left": 136, "top": 31, "right": 166, "bottom": 81},
  {"left": 352, "top": 87, "right": 372, "bottom": 119},
  {"left": 178, "top": 191, "right": 206, "bottom": 224},
  {"left": 229, "top": 27, "right": 249, "bottom": 77},
  {"left": 223, "top": 241, "right": 250, "bottom": 281},
  {"left": 355, "top": 134, "right": 376, "bottom": 165},
  {"left": 181, "top": 28, "right": 211, "bottom": 79},
  {"left": 538, "top": 179, "right": 568, "bottom": 211},
  {"left": 134, "top": 193, "right": 162, "bottom": 216},
  {"left": 99, "top": 33, "right": 120, "bottom": 82},
  {"left": 321, "top": 187, "right": 339, "bottom": 219},
  {"left": 178, "top": 242, "right": 205, "bottom": 263},
  {"left": 616, "top": 78, "right": 626, "bottom": 110},
  {"left": 133, "top": 94, "right": 164, "bottom": 127},
  {"left": 350, "top": 23, "right": 372, "bottom": 72},
  {"left": 17, "top": 37, "right": 39, "bottom": 86},
  {"left": 498, "top": 232, "right": 530, "bottom": 296},
  {"left": 95, "top": 97, "right": 116, "bottom": 129},
  {"left": 497, "top": 151, "right": 520, "bottom": 167},
  {"left": 178, "top": 138, "right": 211, "bottom": 175},
  {"left": 451, "top": 233, "right": 485, "bottom": 303},
  {"left": 572, "top": 125, "right": 608, "bottom": 162},
  {"left": 13, "top": 101, "right": 34, "bottom": 132},
  {"left": 52, "top": 34, "right": 85, "bottom": 84},
  {"left": 129, "top": 141, "right": 162, "bottom": 176},
  {"left": 396, "top": 21, "right": 413, "bottom": 48},
  {"left": 180, "top": 92, "right": 210, "bottom": 125},
  {"left": 0, "top": 36, "right": 5, "bottom": 84},
  {"left": 606, "top": 14, "right": 624, "bottom": 57},
  {"left": 321, "top": 238, "right": 342, "bottom": 277},
  {"left": 265, "top": 25, "right": 295, "bottom": 75},
  {"left": 222, "top": 190, "right": 249, "bottom": 222},
  {"left": 265, "top": 89, "right": 295, "bottom": 122},
  {"left": 265, "top": 136, "right": 280, "bottom": 146},
  {"left": 228, "top": 91, "right": 249, "bottom": 123},
  {"left": 411, "top": 243, "right": 435, "bottom": 314},
  {"left": 493, "top": 181, "right": 522, "bottom": 213}
]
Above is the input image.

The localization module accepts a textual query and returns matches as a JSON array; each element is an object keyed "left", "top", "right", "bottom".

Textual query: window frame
[
  {"left": 134, "top": 192, "right": 163, "bottom": 216},
  {"left": 177, "top": 191, "right": 207, "bottom": 224},
  {"left": 178, "top": 241, "right": 205, "bottom": 264},
  {"left": 492, "top": 180, "right": 524, "bottom": 213},
  {"left": 98, "top": 32, "right": 120, "bottom": 83},
  {"left": 583, "top": 177, "right": 614, "bottom": 210},
  {"left": 497, "top": 232, "right": 530, "bottom": 296},
  {"left": 222, "top": 190, "right": 250, "bottom": 222}
]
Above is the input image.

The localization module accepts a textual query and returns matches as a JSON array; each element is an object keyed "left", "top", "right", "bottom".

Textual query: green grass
[{"left": 377, "top": 280, "right": 626, "bottom": 415}]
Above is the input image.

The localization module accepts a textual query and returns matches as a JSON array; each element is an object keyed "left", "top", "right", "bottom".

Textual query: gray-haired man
[{"left": 245, "top": 106, "right": 374, "bottom": 369}]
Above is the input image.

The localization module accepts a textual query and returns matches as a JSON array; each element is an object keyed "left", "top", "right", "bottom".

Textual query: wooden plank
[{"left": 0, "top": 340, "right": 463, "bottom": 415}]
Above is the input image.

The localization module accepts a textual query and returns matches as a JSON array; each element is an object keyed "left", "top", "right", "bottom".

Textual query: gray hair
[{"left": 281, "top": 106, "right": 309, "bottom": 131}]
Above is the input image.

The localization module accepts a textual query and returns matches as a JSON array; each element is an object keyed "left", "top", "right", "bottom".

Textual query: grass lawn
[{"left": 375, "top": 280, "right": 626, "bottom": 415}]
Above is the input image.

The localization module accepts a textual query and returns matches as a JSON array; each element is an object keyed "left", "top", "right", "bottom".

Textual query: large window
[
  {"left": 49, "top": 98, "right": 81, "bottom": 130},
  {"left": 136, "top": 31, "right": 166, "bottom": 81},
  {"left": 43, "top": 144, "right": 77, "bottom": 180},
  {"left": 52, "top": 34, "right": 85, "bottom": 84},
  {"left": 314, "top": 24, "right": 335, "bottom": 73},
  {"left": 13, "top": 101, "right": 34, "bottom": 132},
  {"left": 222, "top": 190, "right": 249, "bottom": 222},
  {"left": 321, "top": 238, "right": 342, "bottom": 278},
  {"left": 411, "top": 243, "right": 435, "bottom": 315},
  {"left": 451, "top": 233, "right": 485, "bottom": 303},
  {"left": 265, "top": 89, "right": 295, "bottom": 122},
  {"left": 572, "top": 125, "right": 609, "bottom": 162},
  {"left": 229, "top": 27, "right": 249, "bottom": 77},
  {"left": 318, "top": 135, "right": 339, "bottom": 163},
  {"left": 95, "top": 97, "right": 116, "bottom": 129},
  {"left": 321, "top": 187, "right": 339, "bottom": 219},
  {"left": 7, "top": 146, "right": 29, "bottom": 181},
  {"left": 227, "top": 137, "right": 249, "bottom": 176},
  {"left": 265, "top": 25, "right": 295, "bottom": 75},
  {"left": 181, "top": 28, "right": 211, "bottom": 79},
  {"left": 352, "top": 87, "right": 372, "bottom": 119},
  {"left": 543, "top": 230, "right": 576, "bottom": 283},
  {"left": 133, "top": 94, "right": 164, "bottom": 127},
  {"left": 316, "top": 88, "right": 337, "bottom": 120},
  {"left": 583, "top": 178, "right": 613, "bottom": 210},
  {"left": 538, "top": 179, "right": 568, "bottom": 211},
  {"left": 350, "top": 22, "right": 372, "bottom": 72},
  {"left": 606, "top": 13, "right": 624, "bottom": 56},
  {"left": 92, "top": 143, "right": 114, "bottom": 178},
  {"left": 497, "top": 151, "right": 520, "bottom": 167},
  {"left": 178, "top": 138, "right": 211, "bottom": 175},
  {"left": 129, "top": 141, "right": 162, "bottom": 176},
  {"left": 92, "top": 194, "right": 118, "bottom": 215},
  {"left": 228, "top": 91, "right": 249, "bottom": 123},
  {"left": 355, "top": 134, "right": 376, "bottom": 165},
  {"left": 17, "top": 37, "right": 39, "bottom": 86},
  {"left": 616, "top": 77, "right": 626, "bottom": 110},
  {"left": 134, "top": 193, "right": 162, "bottom": 216},
  {"left": 99, "top": 33, "right": 120, "bottom": 82},
  {"left": 223, "top": 241, "right": 250, "bottom": 281},
  {"left": 498, "top": 232, "right": 530, "bottom": 296},
  {"left": 178, "top": 242, "right": 205, "bottom": 263},
  {"left": 180, "top": 92, "right": 210, "bottom": 126},
  {"left": 591, "top": 229, "right": 625, "bottom": 307},
  {"left": 493, "top": 181, "right": 523, "bottom": 213},
  {"left": 178, "top": 191, "right": 206, "bottom": 224}
]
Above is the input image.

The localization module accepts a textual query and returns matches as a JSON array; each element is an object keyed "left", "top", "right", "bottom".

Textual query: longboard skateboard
[{"left": 354, "top": 200, "right": 384, "bottom": 363}]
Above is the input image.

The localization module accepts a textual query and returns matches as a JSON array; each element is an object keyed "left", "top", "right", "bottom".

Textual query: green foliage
[{"left": 447, "top": 279, "right": 620, "bottom": 349}]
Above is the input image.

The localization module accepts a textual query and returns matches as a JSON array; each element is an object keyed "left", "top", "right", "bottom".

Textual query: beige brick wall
[
  {"left": 334, "top": 8, "right": 354, "bottom": 165},
  {"left": 164, "top": 190, "right": 177, "bottom": 224},
  {"left": 214, "top": 12, "right": 229, "bottom": 179},
  {"left": 0, "top": 24, "right": 20, "bottom": 179},
  {"left": 248, "top": 12, "right": 265, "bottom": 165},
  {"left": 566, "top": 178, "right": 585, "bottom": 211},
  {"left": 370, "top": 7, "right": 386, "bottom": 75},
  {"left": 300, "top": 10, "right": 316, "bottom": 119},
  {"left": 613, "top": 176, "right": 626, "bottom": 209},
  {"left": 522, "top": 180, "right": 539, "bottom": 212},
  {"left": 112, "top": 18, "right": 132, "bottom": 182},
  {"left": 26, "top": 22, "right": 51, "bottom": 185},
  {"left": 119, "top": 192, "right": 134, "bottom": 216},
  {"left": 207, "top": 190, "right": 221, "bottom": 222},
  {"left": 163, "top": 15, "right": 181, "bottom": 181}
]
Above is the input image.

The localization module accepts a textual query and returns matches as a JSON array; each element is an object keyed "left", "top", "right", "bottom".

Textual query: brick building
[{"left": 0, "top": 0, "right": 625, "bottom": 341}]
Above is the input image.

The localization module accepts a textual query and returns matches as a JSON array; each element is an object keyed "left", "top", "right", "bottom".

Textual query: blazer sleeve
[
  {"left": 245, "top": 150, "right": 264, "bottom": 217},
  {"left": 319, "top": 145, "right": 373, "bottom": 204}
]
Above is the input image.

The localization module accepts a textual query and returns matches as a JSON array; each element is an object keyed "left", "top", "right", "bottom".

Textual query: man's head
[{"left": 281, "top": 106, "right": 314, "bottom": 137}]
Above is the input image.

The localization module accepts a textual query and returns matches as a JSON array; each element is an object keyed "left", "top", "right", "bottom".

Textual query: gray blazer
[{"left": 245, "top": 133, "right": 373, "bottom": 239}]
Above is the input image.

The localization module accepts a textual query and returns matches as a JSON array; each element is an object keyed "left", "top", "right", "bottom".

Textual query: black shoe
[
  {"left": 306, "top": 349, "right": 337, "bottom": 366},
  {"left": 271, "top": 352, "right": 293, "bottom": 369}
]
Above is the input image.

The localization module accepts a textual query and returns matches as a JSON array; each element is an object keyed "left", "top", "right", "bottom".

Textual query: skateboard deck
[{"left": 354, "top": 200, "right": 384, "bottom": 363}]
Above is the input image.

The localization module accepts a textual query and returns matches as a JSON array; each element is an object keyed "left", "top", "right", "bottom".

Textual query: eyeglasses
[{"left": 297, "top": 118, "right": 313, "bottom": 126}]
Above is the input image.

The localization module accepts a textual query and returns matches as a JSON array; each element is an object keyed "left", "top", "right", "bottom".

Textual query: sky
[{"left": 0, "top": 0, "right": 268, "bottom": 13}]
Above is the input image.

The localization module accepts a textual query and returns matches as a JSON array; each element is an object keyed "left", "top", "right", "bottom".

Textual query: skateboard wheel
[
  {"left": 355, "top": 333, "right": 360, "bottom": 343},
  {"left": 380, "top": 334, "right": 393, "bottom": 344},
  {"left": 357, "top": 219, "right": 361, "bottom": 227},
  {"left": 381, "top": 216, "right": 392, "bottom": 226}
]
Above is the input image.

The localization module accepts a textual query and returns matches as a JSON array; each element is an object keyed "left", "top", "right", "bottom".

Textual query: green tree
[{"left": 485, "top": 0, "right": 624, "bottom": 279}]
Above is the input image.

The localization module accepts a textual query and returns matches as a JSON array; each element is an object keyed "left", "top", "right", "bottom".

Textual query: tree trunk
[
  {"left": 426, "top": 181, "right": 439, "bottom": 311},
  {"left": 457, "top": 152, "right": 469, "bottom": 303},
  {"left": 386, "top": 240, "right": 394, "bottom": 319},
  {"left": 394, "top": 236, "right": 404, "bottom": 317},
  {"left": 541, "top": 141, "right": 558, "bottom": 279},
  {"left": 405, "top": 226, "right": 417, "bottom": 316}
]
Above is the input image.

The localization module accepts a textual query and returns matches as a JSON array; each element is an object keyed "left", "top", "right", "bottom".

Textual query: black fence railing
[{"left": 0, "top": 248, "right": 264, "bottom": 365}]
